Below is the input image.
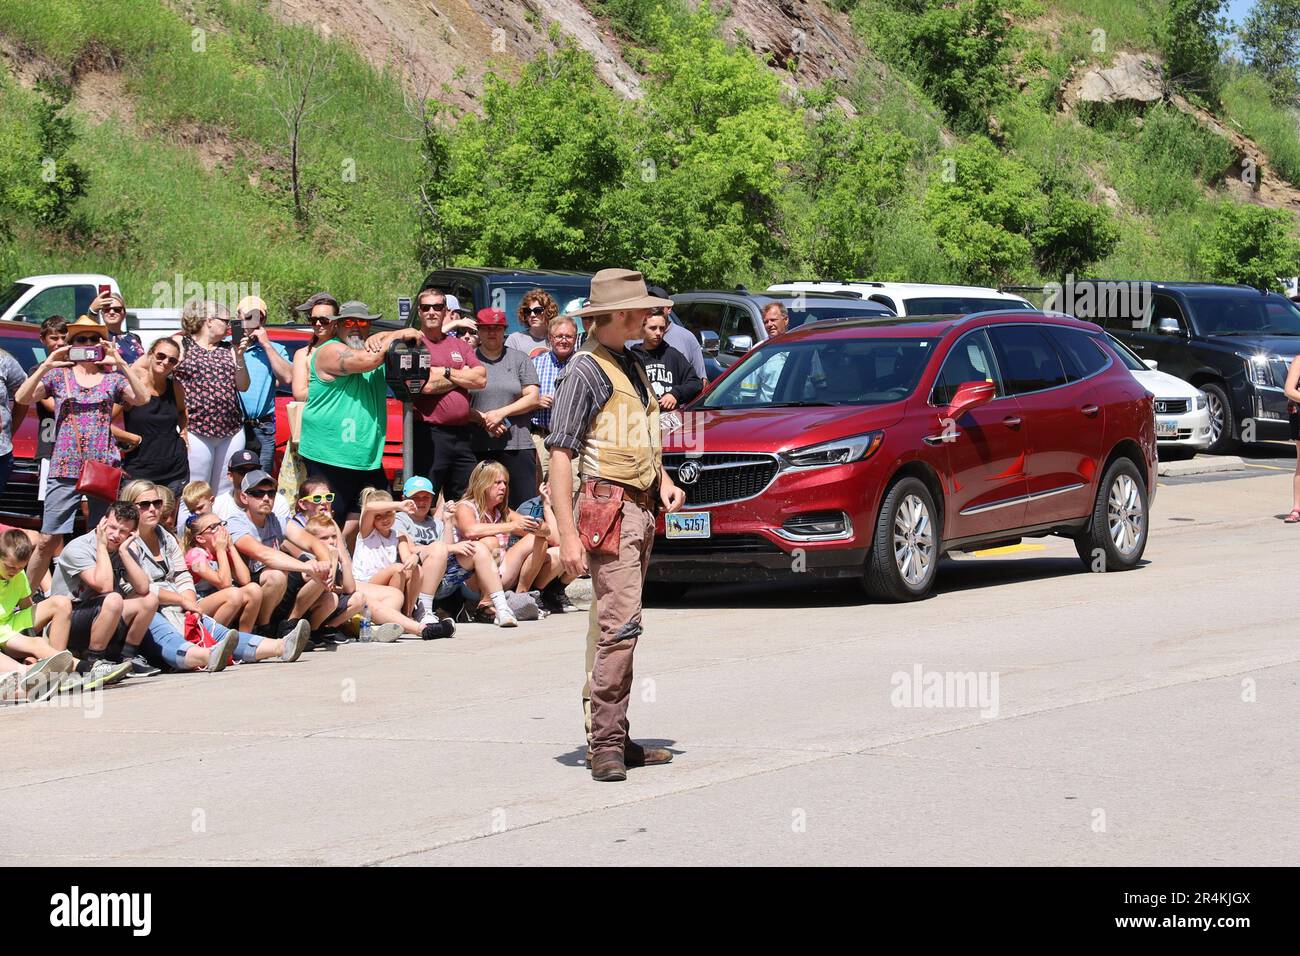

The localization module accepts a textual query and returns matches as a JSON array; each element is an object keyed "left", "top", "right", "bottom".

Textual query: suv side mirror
[
  {"left": 947, "top": 380, "right": 997, "bottom": 420},
  {"left": 1156, "top": 317, "right": 1181, "bottom": 335},
  {"left": 700, "top": 329, "right": 720, "bottom": 358},
  {"left": 1143, "top": 358, "right": 1158, "bottom": 370},
  {"left": 725, "top": 334, "right": 753, "bottom": 355}
]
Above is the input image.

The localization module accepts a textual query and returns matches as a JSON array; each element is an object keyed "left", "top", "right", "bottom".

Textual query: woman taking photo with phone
[
  {"left": 14, "top": 314, "right": 150, "bottom": 587},
  {"left": 89, "top": 290, "right": 144, "bottom": 366},
  {"left": 112, "top": 338, "right": 190, "bottom": 498},
  {"left": 172, "top": 298, "right": 251, "bottom": 495}
]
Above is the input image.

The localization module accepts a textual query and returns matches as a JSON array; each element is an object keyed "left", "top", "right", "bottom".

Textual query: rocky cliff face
[{"left": 269, "top": 0, "right": 868, "bottom": 114}]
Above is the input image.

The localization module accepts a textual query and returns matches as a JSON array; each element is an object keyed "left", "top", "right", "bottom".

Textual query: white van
[{"left": 766, "top": 281, "right": 1036, "bottom": 317}]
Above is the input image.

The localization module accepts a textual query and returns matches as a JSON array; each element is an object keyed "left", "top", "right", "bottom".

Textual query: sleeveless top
[
  {"left": 454, "top": 501, "right": 510, "bottom": 558},
  {"left": 173, "top": 336, "right": 244, "bottom": 438},
  {"left": 123, "top": 378, "right": 188, "bottom": 486},
  {"left": 298, "top": 344, "right": 387, "bottom": 471}
]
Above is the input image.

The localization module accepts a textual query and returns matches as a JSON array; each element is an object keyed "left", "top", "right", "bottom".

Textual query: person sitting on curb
[{"left": 226, "top": 470, "right": 341, "bottom": 643}]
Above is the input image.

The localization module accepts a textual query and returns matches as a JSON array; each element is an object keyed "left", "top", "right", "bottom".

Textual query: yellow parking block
[
  {"left": 1244, "top": 463, "right": 1292, "bottom": 472},
  {"left": 970, "top": 543, "right": 1047, "bottom": 557}
]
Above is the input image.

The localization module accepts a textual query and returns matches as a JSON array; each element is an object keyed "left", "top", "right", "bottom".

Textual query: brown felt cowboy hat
[
  {"left": 66, "top": 314, "right": 108, "bottom": 339},
  {"left": 572, "top": 269, "right": 673, "bottom": 317}
]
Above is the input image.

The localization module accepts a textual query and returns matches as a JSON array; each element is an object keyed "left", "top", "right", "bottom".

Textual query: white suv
[{"left": 766, "top": 281, "right": 1035, "bottom": 317}]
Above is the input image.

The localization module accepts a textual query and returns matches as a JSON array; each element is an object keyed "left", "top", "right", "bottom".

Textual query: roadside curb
[{"left": 1157, "top": 455, "right": 1246, "bottom": 477}]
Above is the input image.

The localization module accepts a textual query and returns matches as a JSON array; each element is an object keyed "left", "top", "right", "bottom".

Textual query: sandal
[{"left": 1286, "top": 510, "right": 1300, "bottom": 523}]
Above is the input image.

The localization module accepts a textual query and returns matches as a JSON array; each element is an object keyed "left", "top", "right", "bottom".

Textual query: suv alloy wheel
[
  {"left": 864, "top": 477, "right": 939, "bottom": 601},
  {"left": 1073, "top": 457, "right": 1148, "bottom": 572},
  {"left": 1200, "top": 381, "right": 1236, "bottom": 454}
]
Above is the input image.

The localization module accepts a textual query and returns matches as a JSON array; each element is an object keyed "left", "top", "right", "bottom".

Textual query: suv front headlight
[
  {"left": 1195, "top": 390, "right": 1207, "bottom": 410},
  {"left": 1245, "top": 354, "right": 1274, "bottom": 387},
  {"left": 781, "top": 431, "right": 883, "bottom": 470}
]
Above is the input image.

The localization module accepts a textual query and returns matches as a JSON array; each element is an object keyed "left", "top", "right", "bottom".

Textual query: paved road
[{"left": 4, "top": 473, "right": 1298, "bottom": 866}]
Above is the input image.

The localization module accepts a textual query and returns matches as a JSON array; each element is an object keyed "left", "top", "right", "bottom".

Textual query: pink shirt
[{"left": 414, "top": 333, "right": 481, "bottom": 426}]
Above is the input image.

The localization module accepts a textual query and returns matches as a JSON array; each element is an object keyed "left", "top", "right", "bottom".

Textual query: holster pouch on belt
[{"left": 577, "top": 480, "right": 625, "bottom": 557}]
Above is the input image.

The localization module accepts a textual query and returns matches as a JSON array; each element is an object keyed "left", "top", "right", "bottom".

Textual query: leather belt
[{"left": 583, "top": 478, "right": 657, "bottom": 511}]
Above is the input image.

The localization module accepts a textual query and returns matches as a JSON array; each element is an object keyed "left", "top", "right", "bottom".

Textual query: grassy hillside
[
  {"left": 0, "top": 0, "right": 425, "bottom": 315},
  {"left": 0, "top": 0, "right": 1297, "bottom": 306}
]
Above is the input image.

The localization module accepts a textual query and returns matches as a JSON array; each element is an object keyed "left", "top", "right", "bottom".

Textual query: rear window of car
[
  {"left": 1043, "top": 326, "right": 1111, "bottom": 380},
  {"left": 904, "top": 297, "right": 1033, "bottom": 315},
  {"left": 0, "top": 332, "right": 48, "bottom": 371}
]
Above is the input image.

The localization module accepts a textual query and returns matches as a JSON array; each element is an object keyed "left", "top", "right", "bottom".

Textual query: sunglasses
[
  {"left": 134, "top": 497, "right": 165, "bottom": 511},
  {"left": 154, "top": 352, "right": 179, "bottom": 366},
  {"left": 310, "top": 315, "right": 335, "bottom": 324},
  {"left": 341, "top": 319, "right": 371, "bottom": 329},
  {"left": 524, "top": 306, "right": 547, "bottom": 316},
  {"left": 300, "top": 492, "right": 336, "bottom": 504},
  {"left": 197, "top": 519, "right": 227, "bottom": 533},
  {"left": 103, "top": 306, "right": 126, "bottom": 314},
  {"left": 244, "top": 487, "right": 276, "bottom": 499},
  {"left": 209, "top": 316, "right": 230, "bottom": 324},
  {"left": 70, "top": 335, "right": 102, "bottom": 345},
  {"left": 418, "top": 302, "right": 447, "bottom": 312}
]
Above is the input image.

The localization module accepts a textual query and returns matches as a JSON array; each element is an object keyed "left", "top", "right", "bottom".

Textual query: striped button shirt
[{"left": 544, "top": 347, "right": 650, "bottom": 454}]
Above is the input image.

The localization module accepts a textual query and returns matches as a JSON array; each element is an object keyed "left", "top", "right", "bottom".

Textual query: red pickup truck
[{"left": 0, "top": 322, "right": 405, "bottom": 529}]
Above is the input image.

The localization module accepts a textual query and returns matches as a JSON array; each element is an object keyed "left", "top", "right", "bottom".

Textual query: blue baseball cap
[{"left": 403, "top": 476, "right": 434, "bottom": 497}]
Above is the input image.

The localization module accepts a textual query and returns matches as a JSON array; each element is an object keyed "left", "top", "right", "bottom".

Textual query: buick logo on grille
[
  {"left": 677, "top": 459, "right": 701, "bottom": 485},
  {"left": 1155, "top": 401, "right": 1167, "bottom": 413}
]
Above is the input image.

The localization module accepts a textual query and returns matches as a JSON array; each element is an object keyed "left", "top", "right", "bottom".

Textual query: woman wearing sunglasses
[
  {"left": 112, "top": 338, "right": 190, "bottom": 499},
  {"left": 506, "top": 290, "right": 558, "bottom": 359},
  {"left": 90, "top": 290, "right": 145, "bottom": 366},
  {"left": 171, "top": 298, "right": 251, "bottom": 496},
  {"left": 120, "top": 480, "right": 309, "bottom": 669}
]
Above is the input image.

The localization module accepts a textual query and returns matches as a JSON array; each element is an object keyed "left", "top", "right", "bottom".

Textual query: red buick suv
[{"left": 650, "top": 311, "right": 1158, "bottom": 600}]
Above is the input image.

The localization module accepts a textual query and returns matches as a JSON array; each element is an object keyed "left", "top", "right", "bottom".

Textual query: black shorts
[
  {"left": 415, "top": 424, "right": 477, "bottom": 501},
  {"left": 67, "top": 594, "right": 127, "bottom": 657},
  {"left": 1290, "top": 406, "right": 1300, "bottom": 441},
  {"left": 297, "top": 456, "right": 389, "bottom": 524}
]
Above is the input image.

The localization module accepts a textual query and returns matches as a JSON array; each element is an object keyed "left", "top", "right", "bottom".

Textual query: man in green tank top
[{"left": 298, "top": 300, "right": 405, "bottom": 541}]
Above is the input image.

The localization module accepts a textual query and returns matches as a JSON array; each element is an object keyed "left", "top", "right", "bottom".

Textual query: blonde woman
[
  {"left": 453, "top": 460, "right": 565, "bottom": 626},
  {"left": 172, "top": 299, "right": 251, "bottom": 494}
]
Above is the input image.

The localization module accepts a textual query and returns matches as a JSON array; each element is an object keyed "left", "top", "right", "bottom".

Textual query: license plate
[
  {"left": 665, "top": 511, "right": 711, "bottom": 539},
  {"left": 1156, "top": 418, "right": 1180, "bottom": 438}
]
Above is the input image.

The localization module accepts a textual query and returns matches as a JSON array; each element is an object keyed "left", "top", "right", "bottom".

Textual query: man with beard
[{"left": 298, "top": 301, "right": 401, "bottom": 537}]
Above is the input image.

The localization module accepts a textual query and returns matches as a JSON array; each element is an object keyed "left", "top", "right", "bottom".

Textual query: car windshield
[
  {"left": 1185, "top": 293, "right": 1300, "bottom": 336},
  {"left": 903, "top": 296, "right": 1033, "bottom": 315},
  {"left": 702, "top": 337, "right": 934, "bottom": 409},
  {"left": 0, "top": 332, "right": 48, "bottom": 371},
  {"left": 0, "top": 283, "right": 32, "bottom": 317},
  {"left": 1101, "top": 332, "right": 1147, "bottom": 371}
]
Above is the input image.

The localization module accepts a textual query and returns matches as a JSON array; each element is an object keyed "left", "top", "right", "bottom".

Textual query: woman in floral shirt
[
  {"left": 172, "top": 298, "right": 251, "bottom": 495},
  {"left": 14, "top": 314, "right": 149, "bottom": 555}
]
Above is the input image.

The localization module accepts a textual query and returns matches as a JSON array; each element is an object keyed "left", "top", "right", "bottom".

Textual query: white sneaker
[
  {"left": 206, "top": 631, "right": 238, "bottom": 672},
  {"left": 370, "top": 623, "right": 402, "bottom": 643},
  {"left": 494, "top": 607, "right": 518, "bottom": 628}
]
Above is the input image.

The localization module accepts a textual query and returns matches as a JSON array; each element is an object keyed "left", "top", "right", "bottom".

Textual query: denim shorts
[{"left": 42, "top": 477, "right": 111, "bottom": 535}]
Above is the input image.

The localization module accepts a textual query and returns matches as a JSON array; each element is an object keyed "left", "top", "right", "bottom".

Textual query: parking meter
[{"left": 385, "top": 341, "right": 431, "bottom": 400}]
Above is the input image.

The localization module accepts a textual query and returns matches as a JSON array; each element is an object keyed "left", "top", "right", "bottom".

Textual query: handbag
[
  {"left": 183, "top": 611, "right": 235, "bottom": 668},
  {"left": 63, "top": 371, "right": 124, "bottom": 500},
  {"left": 576, "top": 481, "right": 625, "bottom": 557}
]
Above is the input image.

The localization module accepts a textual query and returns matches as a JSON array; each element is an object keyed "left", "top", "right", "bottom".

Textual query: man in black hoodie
[{"left": 629, "top": 310, "right": 703, "bottom": 411}]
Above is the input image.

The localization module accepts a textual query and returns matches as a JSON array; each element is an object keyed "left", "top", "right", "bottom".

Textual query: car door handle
[
  {"left": 1080, "top": 404, "right": 1099, "bottom": 417},
  {"left": 1002, "top": 416, "right": 1021, "bottom": 427},
  {"left": 923, "top": 433, "right": 956, "bottom": 445}
]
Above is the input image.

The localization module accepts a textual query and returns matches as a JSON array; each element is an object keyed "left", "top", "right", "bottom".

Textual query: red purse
[
  {"left": 63, "top": 370, "right": 124, "bottom": 500},
  {"left": 183, "top": 611, "right": 234, "bottom": 667}
]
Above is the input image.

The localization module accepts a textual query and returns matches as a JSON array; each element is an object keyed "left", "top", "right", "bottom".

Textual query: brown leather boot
[
  {"left": 590, "top": 752, "right": 627, "bottom": 782},
  {"left": 586, "top": 740, "right": 673, "bottom": 769}
]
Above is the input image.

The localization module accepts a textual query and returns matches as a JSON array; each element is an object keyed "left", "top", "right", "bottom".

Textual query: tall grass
[{"left": 1220, "top": 72, "right": 1300, "bottom": 188}]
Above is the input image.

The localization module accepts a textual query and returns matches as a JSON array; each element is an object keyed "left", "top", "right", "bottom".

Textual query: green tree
[
  {"left": 903, "top": 0, "right": 1024, "bottom": 134},
  {"left": 1198, "top": 203, "right": 1300, "bottom": 289},
  {"left": 1163, "top": 0, "right": 1226, "bottom": 98},
  {"left": 1238, "top": 0, "right": 1300, "bottom": 104}
]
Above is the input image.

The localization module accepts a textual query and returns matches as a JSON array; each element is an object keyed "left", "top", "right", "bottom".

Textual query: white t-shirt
[{"left": 352, "top": 529, "right": 401, "bottom": 585}]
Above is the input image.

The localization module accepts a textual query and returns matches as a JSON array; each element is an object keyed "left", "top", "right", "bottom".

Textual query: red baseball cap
[{"left": 475, "top": 307, "right": 507, "bottom": 326}]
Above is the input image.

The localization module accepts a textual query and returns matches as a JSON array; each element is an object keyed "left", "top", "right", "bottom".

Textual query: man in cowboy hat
[
  {"left": 298, "top": 300, "right": 403, "bottom": 537},
  {"left": 546, "top": 269, "right": 687, "bottom": 783}
]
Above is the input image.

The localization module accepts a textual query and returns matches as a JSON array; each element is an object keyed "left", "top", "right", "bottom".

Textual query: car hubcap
[
  {"left": 1107, "top": 475, "right": 1144, "bottom": 558},
  {"left": 1205, "top": 392, "right": 1224, "bottom": 444},
  {"left": 893, "top": 494, "right": 934, "bottom": 587}
]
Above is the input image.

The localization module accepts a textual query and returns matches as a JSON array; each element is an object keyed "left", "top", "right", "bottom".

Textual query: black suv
[
  {"left": 1061, "top": 281, "right": 1300, "bottom": 452},
  {"left": 420, "top": 267, "right": 592, "bottom": 335}
]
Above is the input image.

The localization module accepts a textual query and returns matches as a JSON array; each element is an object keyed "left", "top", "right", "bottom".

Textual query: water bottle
[{"left": 359, "top": 602, "right": 373, "bottom": 643}]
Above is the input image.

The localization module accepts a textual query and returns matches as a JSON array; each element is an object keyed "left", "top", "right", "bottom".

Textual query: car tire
[
  {"left": 1073, "top": 457, "right": 1148, "bottom": 572},
  {"left": 864, "top": 477, "right": 939, "bottom": 602},
  {"left": 1201, "top": 382, "right": 1237, "bottom": 454},
  {"left": 643, "top": 581, "right": 689, "bottom": 604}
]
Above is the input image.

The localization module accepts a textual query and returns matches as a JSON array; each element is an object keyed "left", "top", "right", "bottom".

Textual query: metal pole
[{"left": 403, "top": 405, "right": 414, "bottom": 483}]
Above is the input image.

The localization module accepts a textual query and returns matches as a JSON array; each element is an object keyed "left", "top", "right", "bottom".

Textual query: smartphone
[
  {"left": 97, "top": 283, "right": 111, "bottom": 297},
  {"left": 68, "top": 345, "right": 104, "bottom": 362},
  {"left": 228, "top": 319, "right": 244, "bottom": 343}
]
